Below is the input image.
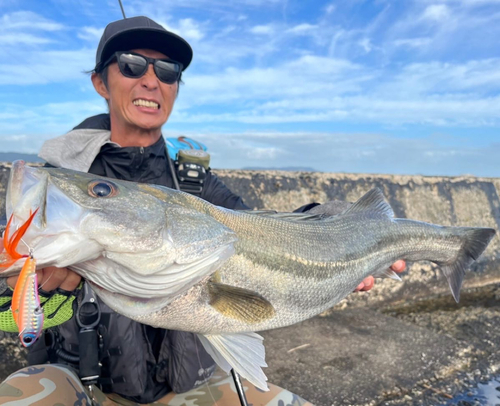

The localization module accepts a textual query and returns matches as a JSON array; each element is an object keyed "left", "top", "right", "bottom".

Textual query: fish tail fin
[
  {"left": 197, "top": 332, "right": 269, "bottom": 391},
  {"left": 441, "top": 227, "right": 495, "bottom": 303}
]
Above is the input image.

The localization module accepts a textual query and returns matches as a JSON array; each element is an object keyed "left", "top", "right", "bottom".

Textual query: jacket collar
[{"left": 39, "top": 128, "right": 115, "bottom": 172}]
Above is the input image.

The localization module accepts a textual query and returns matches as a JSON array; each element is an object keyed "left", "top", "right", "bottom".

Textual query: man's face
[{"left": 99, "top": 48, "right": 179, "bottom": 132}]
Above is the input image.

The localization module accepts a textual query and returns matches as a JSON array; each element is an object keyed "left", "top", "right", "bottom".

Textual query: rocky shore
[{"left": 0, "top": 163, "right": 499, "bottom": 405}]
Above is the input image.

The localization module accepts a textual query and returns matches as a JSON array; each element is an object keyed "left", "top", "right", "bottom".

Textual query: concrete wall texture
[{"left": 1, "top": 163, "right": 499, "bottom": 306}]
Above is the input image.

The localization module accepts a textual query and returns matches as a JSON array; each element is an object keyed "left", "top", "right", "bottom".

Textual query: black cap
[{"left": 95, "top": 16, "right": 193, "bottom": 72}]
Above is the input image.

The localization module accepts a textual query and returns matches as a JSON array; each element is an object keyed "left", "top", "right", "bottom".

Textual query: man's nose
[{"left": 139, "top": 64, "right": 159, "bottom": 89}]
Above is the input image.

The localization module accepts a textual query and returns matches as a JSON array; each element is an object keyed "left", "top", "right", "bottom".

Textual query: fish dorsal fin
[
  {"left": 242, "top": 210, "right": 326, "bottom": 222},
  {"left": 197, "top": 332, "right": 269, "bottom": 391},
  {"left": 208, "top": 281, "right": 275, "bottom": 324},
  {"left": 343, "top": 188, "right": 394, "bottom": 218}
]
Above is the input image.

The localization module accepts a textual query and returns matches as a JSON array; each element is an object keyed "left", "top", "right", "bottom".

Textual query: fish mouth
[
  {"left": 7, "top": 161, "right": 48, "bottom": 232},
  {"left": 3, "top": 161, "right": 98, "bottom": 273},
  {"left": 3, "top": 161, "right": 49, "bottom": 266}
]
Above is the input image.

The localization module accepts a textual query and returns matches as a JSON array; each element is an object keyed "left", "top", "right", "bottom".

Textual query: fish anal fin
[
  {"left": 343, "top": 188, "right": 394, "bottom": 218},
  {"left": 208, "top": 282, "right": 275, "bottom": 324},
  {"left": 197, "top": 332, "right": 269, "bottom": 391}
]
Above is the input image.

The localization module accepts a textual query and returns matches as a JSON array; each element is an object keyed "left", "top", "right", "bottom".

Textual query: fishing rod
[{"left": 117, "top": 0, "right": 126, "bottom": 18}]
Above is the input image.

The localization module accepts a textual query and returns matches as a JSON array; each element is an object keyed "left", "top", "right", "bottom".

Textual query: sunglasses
[{"left": 101, "top": 51, "right": 183, "bottom": 84}]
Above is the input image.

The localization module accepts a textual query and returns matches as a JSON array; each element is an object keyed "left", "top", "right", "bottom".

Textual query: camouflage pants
[{"left": 0, "top": 364, "right": 313, "bottom": 406}]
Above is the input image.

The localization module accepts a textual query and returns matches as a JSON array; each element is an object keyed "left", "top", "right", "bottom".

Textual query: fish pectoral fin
[
  {"left": 343, "top": 188, "right": 395, "bottom": 218},
  {"left": 197, "top": 332, "right": 269, "bottom": 391},
  {"left": 373, "top": 267, "right": 403, "bottom": 281},
  {"left": 208, "top": 282, "right": 275, "bottom": 324}
]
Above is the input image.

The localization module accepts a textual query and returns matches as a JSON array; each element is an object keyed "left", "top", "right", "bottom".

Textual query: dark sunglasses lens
[
  {"left": 118, "top": 53, "right": 148, "bottom": 78},
  {"left": 154, "top": 60, "right": 181, "bottom": 84}
]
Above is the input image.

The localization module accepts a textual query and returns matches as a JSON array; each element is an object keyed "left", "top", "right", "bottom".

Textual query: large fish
[{"left": 0, "top": 161, "right": 495, "bottom": 389}]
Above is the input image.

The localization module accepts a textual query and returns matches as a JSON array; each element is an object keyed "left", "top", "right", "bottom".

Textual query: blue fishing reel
[
  {"left": 166, "top": 136, "right": 208, "bottom": 160},
  {"left": 166, "top": 136, "right": 210, "bottom": 195}
]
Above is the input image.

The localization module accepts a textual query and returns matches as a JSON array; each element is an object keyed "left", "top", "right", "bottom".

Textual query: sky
[{"left": 0, "top": 0, "right": 499, "bottom": 177}]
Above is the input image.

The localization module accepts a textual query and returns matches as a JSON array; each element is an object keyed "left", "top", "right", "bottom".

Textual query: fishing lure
[
  {"left": 16, "top": 257, "right": 44, "bottom": 347},
  {"left": 11, "top": 255, "right": 37, "bottom": 325},
  {"left": 0, "top": 210, "right": 44, "bottom": 346}
]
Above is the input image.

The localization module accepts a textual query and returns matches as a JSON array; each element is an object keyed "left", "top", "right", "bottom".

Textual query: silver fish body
[
  {"left": 2, "top": 161, "right": 496, "bottom": 390},
  {"left": 98, "top": 192, "right": 495, "bottom": 334}
]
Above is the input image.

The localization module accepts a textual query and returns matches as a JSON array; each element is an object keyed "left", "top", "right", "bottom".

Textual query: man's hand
[
  {"left": 7, "top": 267, "right": 81, "bottom": 292},
  {"left": 354, "top": 260, "right": 406, "bottom": 292}
]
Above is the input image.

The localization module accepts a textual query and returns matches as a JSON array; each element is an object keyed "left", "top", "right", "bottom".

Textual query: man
[{"left": 0, "top": 16, "right": 405, "bottom": 404}]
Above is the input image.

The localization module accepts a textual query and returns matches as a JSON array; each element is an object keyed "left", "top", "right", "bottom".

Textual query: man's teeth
[{"left": 133, "top": 99, "right": 159, "bottom": 109}]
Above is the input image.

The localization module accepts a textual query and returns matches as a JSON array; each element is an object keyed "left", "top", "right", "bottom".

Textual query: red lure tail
[{"left": 0, "top": 209, "right": 39, "bottom": 269}]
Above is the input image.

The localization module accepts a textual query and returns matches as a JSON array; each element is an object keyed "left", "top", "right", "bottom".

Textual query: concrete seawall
[{"left": 1, "top": 163, "right": 499, "bottom": 306}]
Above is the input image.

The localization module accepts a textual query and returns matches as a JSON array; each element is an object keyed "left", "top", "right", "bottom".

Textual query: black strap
[{"left": 76, "top": 283, "right": 101, "bottom": 385}]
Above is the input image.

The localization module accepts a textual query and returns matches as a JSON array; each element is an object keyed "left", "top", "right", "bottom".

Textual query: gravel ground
[{"left": 378, "top": 284, "right": 500, "bottom": 406}]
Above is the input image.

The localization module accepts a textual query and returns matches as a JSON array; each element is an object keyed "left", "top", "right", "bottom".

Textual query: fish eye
[{"left": 88, "top": 180, "right": 118, "bottom": 198}]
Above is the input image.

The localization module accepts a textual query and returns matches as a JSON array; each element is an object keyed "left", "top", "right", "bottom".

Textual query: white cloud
[
  {"left": 421, "top": 4, "right": 451, "bottom": 21},
  {"left": 393, "top": 37, "right": 432, "bottom": 48},
  {"left": 0, "top": 11, "right": 64, "bottom": 32},
  {"left": 358, "top": 38, "right": 372, "bottom": 53},
  {"left": 0, "top": 100, "right": 105, "bottom": 146},
  {"left": 0, "top": 135, "right": 28, "bottom": 142},
  {"left": 250, "top": 25, "right": 275, "bottom": 35},
  {"left": 386, "top": 0, "right": 500, "bottom": 57},
  {"left": 178, "top": 18, "right": 205, "bottom": 41},
  {"left": 0, "top": 48, "right": 95, "bottom": 85},
  {"left": 387, "top": 59, "right": 500, "bottom": 94},
  {"left": 416, "top": 0, "right": 500, "bottom": 5},
  {"left": 325, "top": 3, "right": 336, "bottom": 14},
  {"left": 248, "top": 146, "right": 283, "bottom": 159},
  {"left": 286, "top": 23, "right": 318, "bottom": 35},
  {"left": 0, "top": 33, "right": 53, "bottom": 45},
  {"left": 176, "top": 55, "right": 365, "bottom": 108},
  {"left": 172, "top": 55, "right": 500, "bottom": 128},
  {"left": 133, "top": 0, "right": 284, "bottom": 9},
  {"left": 77, "top": 26, "right": 104, "bottom": 42}
]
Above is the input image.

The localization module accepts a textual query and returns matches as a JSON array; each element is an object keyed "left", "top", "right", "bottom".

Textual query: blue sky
[{"left": 0, "top": 0, "right": 499, "bottom": 176}]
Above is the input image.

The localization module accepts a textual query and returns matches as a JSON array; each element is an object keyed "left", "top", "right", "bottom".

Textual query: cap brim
[{"left": 100, "top": 28, "right": 193, "bottom": 71}]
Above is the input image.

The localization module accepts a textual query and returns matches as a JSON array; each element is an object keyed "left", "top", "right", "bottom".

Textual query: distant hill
[
  {"left": 242, "top": 166, "right": 317, "bottom": 172},
  {"left": 0, "top": 152, "right": 44, "bottom": 163}
]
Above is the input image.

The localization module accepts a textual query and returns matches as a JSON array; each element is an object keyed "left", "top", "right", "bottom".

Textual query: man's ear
[{"left": 91, "top": 73, "right": 110, "bottom": 100}]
